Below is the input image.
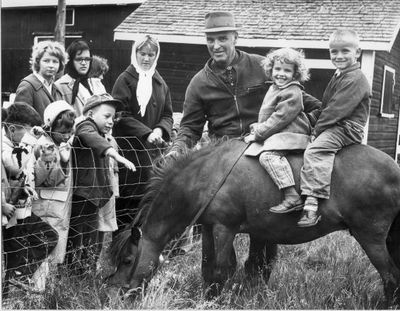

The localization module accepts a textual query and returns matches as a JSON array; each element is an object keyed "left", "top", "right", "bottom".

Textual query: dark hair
[
  {"left": 89, "top": 55, "right": 109, "bottom": 78},
  {"left": 64, "top": 39, "right": 93, "bottom": 105},
  {"left": 65, "top": 39, "right": 92, "bottom": 77},
  {"left": 4, "top": 102, "right": 42, "bottom": 127},
  {"left": 51, "top": 110, "right": 76, "bottom": 132}
]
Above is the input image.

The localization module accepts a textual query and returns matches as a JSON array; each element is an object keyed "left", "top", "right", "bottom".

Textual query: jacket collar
[
  {"left": 57, "top": 74, "right": 75, "bottom": 88},
  {"left": 204, "top": 49, "right": 244, "bottom": 74},
  {"left": 335, "top": 62, "right": 361, "bottom": 77},
  {"left": 124, "top": 64, "right": 163, "bottom": 85},
  {"left": 76, "top": 117, "right": 105, "bottom": 137},
  {"left": 23, "top": 74, "right": 44, "bottom": 91},
  {"left": 274, "top": 80, "right": 304, "bottom": 90}
]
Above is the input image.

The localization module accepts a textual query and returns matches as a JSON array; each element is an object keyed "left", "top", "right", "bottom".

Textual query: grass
[{"left": 2, "top": 230, "right": 389, "bottom": 309}]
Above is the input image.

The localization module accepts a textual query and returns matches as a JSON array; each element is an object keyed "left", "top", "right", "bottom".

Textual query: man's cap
[
  {"left": 83, "top": 93, "right": 123, "bottom": 114},
  {"left": 43, "top": 100, "right": 75, "bottom": 128},
  {"left": 204, "top": 11, "right": 239, "bottom": 33}
]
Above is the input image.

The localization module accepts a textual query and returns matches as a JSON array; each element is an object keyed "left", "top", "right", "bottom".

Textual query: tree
[{"left": 54, "top": 0, "right": 66, "bottom": 45}]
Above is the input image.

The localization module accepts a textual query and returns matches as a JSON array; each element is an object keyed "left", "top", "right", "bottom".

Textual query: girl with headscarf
[
  {"left": 111, "top": 35, "right": 173, "bottom": 233},
  {"left": 56, "top": 40, "right": 103, "bottom": 117}
]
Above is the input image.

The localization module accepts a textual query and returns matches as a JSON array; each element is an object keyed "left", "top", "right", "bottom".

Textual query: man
[{"left": 171, "top": 11, "right": 320, "bottom": 153}]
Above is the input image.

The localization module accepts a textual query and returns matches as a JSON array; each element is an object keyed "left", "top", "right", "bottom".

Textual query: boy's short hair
[
  {"left": 89, "top": 55, "right": 109, "bottom": 78},
  {"left": 329, "top": 29, "right": 360, "bottom": 48},
  {"left": 262, "top": 47, "right": 310, "bottom": 83},
  {"left": 30, "top": 40, "right": 68, "bottom": 74},
  {"left": 4, "top": 102, "right": 42, "bottom": 127}
]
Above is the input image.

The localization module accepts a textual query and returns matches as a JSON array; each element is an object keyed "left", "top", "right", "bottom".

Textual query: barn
[
  {"left": 113, "top": 0, "right": 400, "bottom": 161},
  {"left": 1, "top": 0, "right": 144, "bottom": 98}
]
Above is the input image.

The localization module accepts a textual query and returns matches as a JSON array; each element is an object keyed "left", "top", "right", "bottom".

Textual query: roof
[
  {"left": 2, "top": 0, "right": 145, "bottom": 8},
  {"left": 114, "top": 0, "right": 400, "bottom": 51}
]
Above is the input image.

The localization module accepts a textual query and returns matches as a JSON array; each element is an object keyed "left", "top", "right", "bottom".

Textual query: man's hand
[{"left": 147, "top": 128, "right": 165, "bottom": 146}]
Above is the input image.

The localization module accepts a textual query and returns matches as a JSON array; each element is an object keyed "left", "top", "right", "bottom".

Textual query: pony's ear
[{"left": 130, "top": 227, "right": 142, "bottom": 244}]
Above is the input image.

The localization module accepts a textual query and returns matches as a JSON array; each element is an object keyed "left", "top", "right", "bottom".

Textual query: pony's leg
[
  {"left": 245, "top": 235, "right": 277, "bottom": 282},
  {"left": 201, "top": 224, "right": 215, "bottom": 288},
  {"left": 205, "top": 224, "right": 236, "bottom": 298},
  {"left": 354, "top": 230, "right": 400, "bottom": 306}
]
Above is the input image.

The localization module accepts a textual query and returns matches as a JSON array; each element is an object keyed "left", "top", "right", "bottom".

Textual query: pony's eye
[{"left": 122, "top": 259, "right": 132, "bottom": 265}]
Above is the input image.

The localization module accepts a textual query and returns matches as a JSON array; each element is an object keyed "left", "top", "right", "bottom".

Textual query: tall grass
[{"left": 2, "top": 230, "right": 388, "bottom": 309}]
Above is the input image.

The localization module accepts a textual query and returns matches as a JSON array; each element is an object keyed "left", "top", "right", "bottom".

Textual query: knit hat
[
  {"left": 204, "top": 12, "right": 239, "bottom": 33},
  {"left": 43, "top": 100, "right": 75, "bottom": 128},
  {"left": 83, "top": 93, "right": 123, "bottom": 114}
]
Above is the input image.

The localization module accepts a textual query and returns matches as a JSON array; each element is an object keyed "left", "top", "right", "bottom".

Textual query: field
[{"left": 3, "top": 230, "right": 387, "bottom": 309}]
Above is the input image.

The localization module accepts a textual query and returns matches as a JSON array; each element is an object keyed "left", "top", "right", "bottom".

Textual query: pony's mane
[{"left": 135, "top": 138, "right": 234, "bottom": 224}]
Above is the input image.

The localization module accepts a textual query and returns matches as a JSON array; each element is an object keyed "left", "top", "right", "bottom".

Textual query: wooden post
[{"left": 54, "top": 0, "right": 66, "bottom": 45}]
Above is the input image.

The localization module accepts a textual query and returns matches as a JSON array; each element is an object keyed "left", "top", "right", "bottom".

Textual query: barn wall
[{"left": 367, "top": 33, "right": 400, "bottom": 158}]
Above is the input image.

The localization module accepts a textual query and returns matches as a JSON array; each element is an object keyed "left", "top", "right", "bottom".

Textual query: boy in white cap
[{"left": 66, "top": 93, "right": 135, "bottom": 272}]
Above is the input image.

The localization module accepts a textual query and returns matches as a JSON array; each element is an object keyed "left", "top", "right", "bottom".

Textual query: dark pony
[{"left": 108, "top": 139, "right": 400, "bottom": 307}]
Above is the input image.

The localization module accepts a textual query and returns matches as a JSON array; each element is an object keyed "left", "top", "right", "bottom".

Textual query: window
[
  {"left": 380, "top": 65, "right": 396, "bottom": 118},
  {"left": 66, "top": 9, "right": 75, "bottom": 26}
]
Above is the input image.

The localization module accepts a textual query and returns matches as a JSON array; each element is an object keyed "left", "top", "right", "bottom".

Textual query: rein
[{"left": 163, "top": 138, "right": 249, "bottom": 260}]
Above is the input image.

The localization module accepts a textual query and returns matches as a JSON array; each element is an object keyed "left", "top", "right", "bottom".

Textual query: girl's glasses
[{"left": 74, "top": 57, "right": 92, "bottom": 64}]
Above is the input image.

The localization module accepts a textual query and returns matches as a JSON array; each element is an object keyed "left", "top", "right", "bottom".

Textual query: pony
[{"left": 107, "top": 139, "right": 400, "bottom": 306}]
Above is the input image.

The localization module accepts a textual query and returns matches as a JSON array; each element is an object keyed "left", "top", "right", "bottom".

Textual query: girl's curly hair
[
  {"left": 30, "top": 40, "right": 68, "bottom": 74},
  {"left": 262, "top": 48, "right": 310, "bottom": 83}
]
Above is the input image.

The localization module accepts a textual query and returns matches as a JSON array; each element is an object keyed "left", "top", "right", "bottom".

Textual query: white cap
[{"left": 43, "top": 100, "right": 75, "bottom": 128}]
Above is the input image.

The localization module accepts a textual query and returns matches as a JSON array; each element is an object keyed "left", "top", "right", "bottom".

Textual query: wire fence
[{"left": 2, "top": 134, "right": 201, "bottom": 298}]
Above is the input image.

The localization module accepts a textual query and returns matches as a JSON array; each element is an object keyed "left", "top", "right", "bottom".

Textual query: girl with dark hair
[{"left": 55, "top": 40, "right": 95, "bottom": 117}]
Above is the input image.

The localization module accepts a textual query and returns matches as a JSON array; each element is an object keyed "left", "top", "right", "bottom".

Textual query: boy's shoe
[
  {"left": 269, "top": 198, "right": 304, "bottom": 214},
  {"left": 297, "top": 210, "right": 321, "bottom": 227}
]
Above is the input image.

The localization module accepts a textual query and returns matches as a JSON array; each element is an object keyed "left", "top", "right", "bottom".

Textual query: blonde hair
[
  {"left": 30, "top": 40, "right": 68, "bottom": 73},
  {"left": 329, "top": 29, "right": 360, "bottom": 48},
  {"left": 262, "top": 48, "right": 309, "bottom": 83}
]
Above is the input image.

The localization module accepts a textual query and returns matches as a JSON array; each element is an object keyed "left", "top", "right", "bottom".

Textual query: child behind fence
[
  {"left": 67, "top": 93, "right": 135, "bottom": 273},
  {"left": 2, "top": 102, "right": 58, "bottom": 293},
  {"left": 32, "top": 101, "right": 76, "bottom": 279}
]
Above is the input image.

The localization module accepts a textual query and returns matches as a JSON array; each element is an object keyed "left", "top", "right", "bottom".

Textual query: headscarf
[
  {"left": 65, "top": 40, "right": 93, "bottom": 106},
  {"left": 130, "top": 35, "right": 160, "bottom": 117}
]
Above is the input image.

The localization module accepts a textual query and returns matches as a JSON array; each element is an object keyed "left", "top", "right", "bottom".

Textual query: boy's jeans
[{"left": 301, "top": 123, "right": 363, "bottom": 199}]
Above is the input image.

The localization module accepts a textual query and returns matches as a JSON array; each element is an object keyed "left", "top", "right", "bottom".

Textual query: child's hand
[
  {"left": 2, "top": 202, "right": 16, "bottom": 219},
  {"left": 119, "top": 157, "right": 136, "bottom": 171},
  {"left": 249, "top": 123, "right": 258, "bottom": 134},
  {"left": 244, "top": 134, "right": 256, "bottom": 143},
  {"left": 310, "top": 135, "right": 316, "bottom": 143},
  {"left": 31, "top": 126, "right": 46, "bottom": 138},
  {"left": 24, "top": 185, "right": 38, "bottom": 200}
]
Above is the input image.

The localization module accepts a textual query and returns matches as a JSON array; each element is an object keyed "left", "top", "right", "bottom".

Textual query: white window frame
[
  {"left": 33, "top": 34, "right": 82, "bottom": 45},
  {"left": 66, "top": 8, "right": 75, "bottom": 26},
  {"left": 379, "top": 65, "right": 396, "bottom": 118}
]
